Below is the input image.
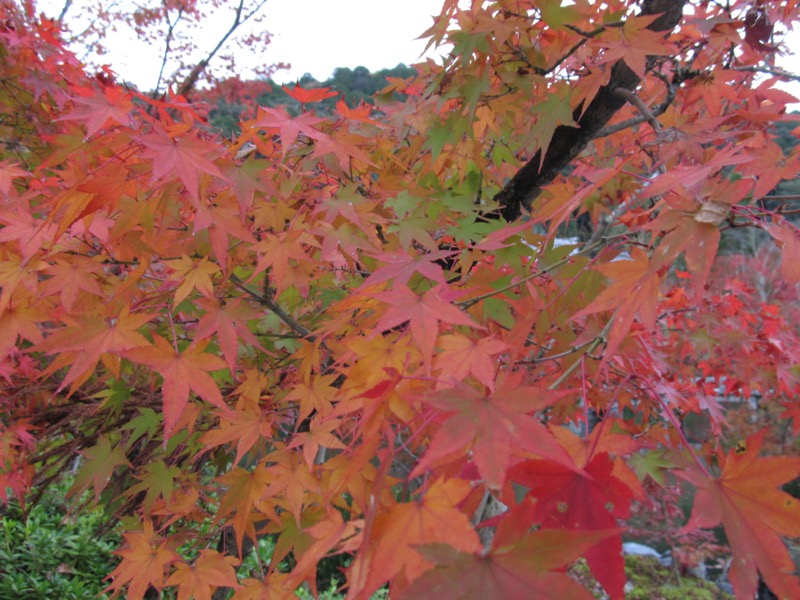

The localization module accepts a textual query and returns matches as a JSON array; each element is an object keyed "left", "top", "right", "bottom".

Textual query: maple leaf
[
  {"left": 744, "top": 7, "right": 776, "bottom": 52},
  {"left": 432, "top": 333, "right": 508, "bottom": 390},
  {"left": 574, "top": 247, "right": 661, "bottom": 364},
  {"left": 68, "top": 435, "right": 131, "bottom": 502},
  {"left": 767, "top": 220, "right": 800, "bottom": 284},
  {"left": 165, "top": 254, "right": 221, "bottom": 306},
  {"left": 510, "top": 453, "right": 637, "bottom": 599},
  {"left": 41, "top": 256, "right": 104, "bottom": 312},
  {"left": 222, "top": 157, "right": 276, "bottom": 216},
  {"left": 288, "top": 418, "right": 347, "bottom": 468},
  {"left": 0, "top": 160, "right": 29, "bottom": 196},
  {"left": 262, "top": 450, "right": 323, "bottom": 524},
  {"left": 361, "top": 249, "right": 453, "bottom": 289},
  {"left": 595, "top": 13, "right": 676, "bottom": 78},
  {"left": 347, "top": 478, "right": 481, "bottom": 598},
  {"left": 201, "top": 405, "right": 273, "bottom": 466},
  {"left": 373, "top": 284, "right": 476, "bottom": 365},
  {"left": 230, "top": 573, "right": 295, "bottom": 600},
  {"left": 124, "top": 335, "right": 229, "bottom": 437},
  {"left": 254, "top": 106, "right": 325, "bottom": 158},
  {"left": 0, "top": 205, "right": 59, "bottom": 262},
  {"left": 166, "top": 550, "right": 240, "bottom": 600},
  {"left": 137, "top": 127, "right": 226, "bottom": 199},
  {"left": 195, "top": 297, "right": 265, "bottom": 375},
  {"left": 282, "top": 84, "right": 338, "bottom": 104},
  {"left": 106, "top": 521, "right": 179, "bottom": 600},
  {"left": 284, "top": 374, "right": 339, "bottom": 422},
  {"left": 399, "top": 529, "right": 618, "bottom": 600},
  {"left": 335, "top": 98, "right": 384, "bottom": 125},
  {"left": 677, "top": 431, "right": 800, "bottom": 599},
  {"left": 527, "top": 84, "right": 577, "bottom": 164},
  {"left": 60, "top": 84, "right": 134, "bottom": 138},
  {"left": 215, "top": 464, "right": 274, "bottom": 553},
  {"left": 252, "top": 231, "right": 314, "bottom": 294},
  {"left": 310, "top": 130, "right": 376, "bottom": 170},
  {"left": 0, "top": 299, "right": 45, "bottom": 359},
  {"left": 37, "top": 307, "right": 154, "bottom": 392},
  {"left": 124, "top": 459, "right": 181, "bottom": 514},
  {"left": 410, "top": 383, "right": 575, "bottom": 490}
]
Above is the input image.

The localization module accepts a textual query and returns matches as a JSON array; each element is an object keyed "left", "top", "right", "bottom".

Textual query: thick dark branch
[{"left": 494, "top": 0, "right": 687, "bottom": 221}]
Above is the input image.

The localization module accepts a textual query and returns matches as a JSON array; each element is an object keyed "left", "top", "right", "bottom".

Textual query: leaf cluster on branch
[{"left": 1, "top": 1, "right": 800, "bottom": 599}]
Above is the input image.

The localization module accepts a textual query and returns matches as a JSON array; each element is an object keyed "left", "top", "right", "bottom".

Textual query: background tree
[
  {"left": 48, "top": 0, "right": 282, "bottom": 95},
  {"left": 1, "top": 1, "right": 800, "bottom": 600}
]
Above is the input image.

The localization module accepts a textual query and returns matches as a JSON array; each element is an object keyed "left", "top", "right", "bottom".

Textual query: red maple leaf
[
  {"left": 510, "top": 452, "right": 636, "bottom": 599},
  {"left": 282, "top": 84, "right": 338, "bottom": 104},
  {"left": 254, "top": 106, "right": 325, "bottom": 158},
  {"left": 105, "top": 521, "right": 179, "bottom": 600},
  {"left": 137, "top": 127, "right": 226, "bottom": 199},
  {"left": 60, "top": 84, "right": 134, "bottom": 138}
]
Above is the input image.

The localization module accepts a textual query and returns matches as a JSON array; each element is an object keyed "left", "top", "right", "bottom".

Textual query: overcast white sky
[
  {"left": 37, "top": 0, "right": 800, "bottom": 104},
  {"left": 39, "top": 0, "right": 443, "bottom": 88}
]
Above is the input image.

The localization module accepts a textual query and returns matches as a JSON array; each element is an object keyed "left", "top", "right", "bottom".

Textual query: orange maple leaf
[
  {"left": 348, "top": 477, "right": 481, "bottom": 598},
  {"left": 166, "top": 550, "right": 240, "bottom": 600},
  {"left": 677, "top": 431, "right": 800, "bottom": 600},
  {"left": 125, "top": 335, "right": 228, "bottom": 436},
  {"left": 106, "top": 521, "right": 179, "bottom": 600},
  {"left": 37, "top": 307, "right": 153, "bottom": 392},
  {"left": 60, "top": 84, "right": 133, "bottom": 138},
  {"left": 254, "top": 106, "right": 325, "bottom": 158},
  {"left": 282, "top": 84, "right": 338, "bottom": 104},
  {"left": 0, "top": 160, "right": 29, "bottom": 196},
  {"left": 215, "top": 464, "right": 274, "bottom": 553},
  {"left": 165, "top": 254, "right": 220, "bottom": 306},
  {"left": 373, "top": 284, "right": 476, "bottom": 364},
  {"left": 433, "top": 333, "right": 508, "bottom": 390}
]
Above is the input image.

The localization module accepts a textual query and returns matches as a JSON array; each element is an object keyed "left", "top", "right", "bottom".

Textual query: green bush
[{"left": 0, "top": 482, "right": 120, "bottom": 599}]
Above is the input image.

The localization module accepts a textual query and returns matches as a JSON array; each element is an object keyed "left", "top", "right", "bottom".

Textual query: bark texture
[{"left": 494, "top": 0, "right": 688, "bottom": 221}]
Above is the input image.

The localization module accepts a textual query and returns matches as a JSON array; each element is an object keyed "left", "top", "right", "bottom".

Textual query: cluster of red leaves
[{"left": 1, "top": 1, "right": 800, "bottom": 599}]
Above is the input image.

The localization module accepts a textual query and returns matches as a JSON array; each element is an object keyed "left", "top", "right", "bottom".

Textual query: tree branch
[
  {"left": 493, "top": 0, "right": 687, "bottom": 222},
  {"left": 176, "top": 0, "right": 269, "bottom": 97},
  {"left": 229, "top": 273, "right": 316, "bottom": 341},
  {"left": 613, "top": 87, "right": 662, "bottom": 131}
]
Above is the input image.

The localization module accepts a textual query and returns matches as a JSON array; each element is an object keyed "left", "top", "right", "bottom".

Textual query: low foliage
[
  {"left": 0, "top": 481, "right": 120, "bottom": 599},
  {"left": 2, "top": 1, "right": 800, "bottom": 599}
]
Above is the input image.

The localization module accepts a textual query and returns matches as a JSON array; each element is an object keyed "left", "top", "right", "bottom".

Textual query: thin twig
[
  {"left": 456, "top": 238, "right": 605, "bottom": 309},
  {"left": 153, "top": 4, "right": 184, "bottom": 97},
  {"left": 176, "top": 0, "right": 269, "bottom": 97},
  {"left": 229, "top": 273, "right": 316, "bottom": 341},
  {"left": 729, "top": 65, "right": 800, "bottom": 82},
  {"left": 613, "top": 88, "right": 663, "bottom": 131},
  {"left": 548, "top": 313, "right": 615, "bottom": 391}
]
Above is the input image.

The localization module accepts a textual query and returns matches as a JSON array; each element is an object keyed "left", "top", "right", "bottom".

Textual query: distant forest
[{"left": 201, "top": 64, "right": 417, "bottom": 137}]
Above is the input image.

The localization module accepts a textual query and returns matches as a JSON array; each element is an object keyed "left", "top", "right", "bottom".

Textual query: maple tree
[{"left": 2, "top": 1, "right": 800, "bottom": 599}]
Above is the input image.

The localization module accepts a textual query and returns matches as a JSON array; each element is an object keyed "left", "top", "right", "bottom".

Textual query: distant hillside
[{"left": 198, "top": 64, "right": 417, "bottom": 137}]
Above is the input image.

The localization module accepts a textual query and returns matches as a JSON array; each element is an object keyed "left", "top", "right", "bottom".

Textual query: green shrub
[{"left": 0, "top": 482, "right": 120, "bottom": 599}]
